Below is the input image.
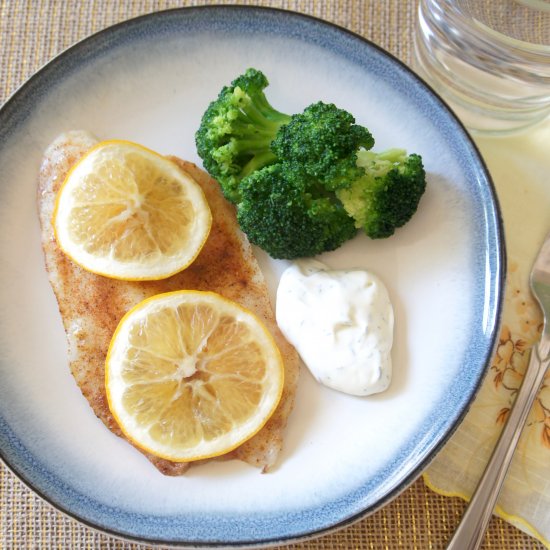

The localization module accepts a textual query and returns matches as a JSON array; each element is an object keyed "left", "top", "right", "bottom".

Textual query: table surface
[{"left": 0, "top": 1, "right": 546, "bottom": 549}]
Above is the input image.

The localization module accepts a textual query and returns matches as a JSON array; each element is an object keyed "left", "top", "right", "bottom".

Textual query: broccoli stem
[
  {"left": 228, "top": 137, "right": 277, "bottom": 155},
  {"left": 241, "top": 151, "right": 278, "bottom": 178},
  {"left": 229, "top": 119, "right": 283, "bottom": 139},
  {"left": 235, "top": 92, "right": 291, "bottom": 132},
  {"left": 245, "top": 90, "right": 291, "bottom": 123}
]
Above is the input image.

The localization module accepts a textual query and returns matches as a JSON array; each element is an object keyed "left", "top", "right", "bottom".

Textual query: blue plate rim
[{"left": 0, "top": 4, "right": 506, "bottom": 548}]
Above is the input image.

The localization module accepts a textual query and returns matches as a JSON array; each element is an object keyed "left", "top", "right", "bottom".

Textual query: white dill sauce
[{"left": 276, "top": 259, "right": 394, "bottom": 396}]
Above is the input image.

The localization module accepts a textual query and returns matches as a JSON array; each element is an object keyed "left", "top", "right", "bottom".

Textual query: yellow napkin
[{"left": 424, "top": 118, "right": 550, "bottom": 546}]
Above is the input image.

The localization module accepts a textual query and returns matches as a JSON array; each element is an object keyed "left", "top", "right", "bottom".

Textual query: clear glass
[{"left": 413, "top": 0, "right": 550, "bottom": 134}]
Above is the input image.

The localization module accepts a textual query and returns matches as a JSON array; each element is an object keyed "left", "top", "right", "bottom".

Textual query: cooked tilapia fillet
[{"left": 38, "top": 131, "right": 299, "bottom": 475}]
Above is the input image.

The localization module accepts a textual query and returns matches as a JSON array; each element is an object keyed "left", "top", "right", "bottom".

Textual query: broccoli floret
[
  {"left": 336, "top": 149, "right": 426, "bottom": 239},
  {"left": 271, "top": 101, "right": 374, "bottom": 190},
  {"left": 236, "top": 163, "right": 358, "bottom": 259},
  {"left": 195, "top": 68, "right": 291, "bottom": 203},
  {"left": 196, "top": 68, "right": 427, "bottom": 258}
]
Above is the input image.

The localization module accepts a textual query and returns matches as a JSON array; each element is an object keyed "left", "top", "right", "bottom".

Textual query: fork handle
[{"left": 446, "top": 340, "right": 550, "bottom": 550}]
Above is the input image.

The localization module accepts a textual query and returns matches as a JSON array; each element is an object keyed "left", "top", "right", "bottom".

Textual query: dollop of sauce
[{"left": 276, "top": 259, "right": 394, "bottom": 396}]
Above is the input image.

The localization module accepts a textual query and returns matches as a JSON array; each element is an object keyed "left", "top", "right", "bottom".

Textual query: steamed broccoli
[
  {"left": 236, "top": 149, "right": 425, "bottom": 258},
  {"left": 195, "top": 68, "right": 291, "bottom": 203},
  {"left": 336, "top": 149, "right": 426, "bottom": 239},
  {"left": 271, "top": 101, "right": 374, "bottom": 190},
  {"left": 236, "top": 163, "right": 357, "bottom": 259},
  {"left": 195, "top": 68, "right": 427, "bottom": 260}
]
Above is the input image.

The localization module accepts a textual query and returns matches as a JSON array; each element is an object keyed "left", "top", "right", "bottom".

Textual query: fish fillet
[{"left": 37, "top": 131, "right": 300, "bottom": 475}]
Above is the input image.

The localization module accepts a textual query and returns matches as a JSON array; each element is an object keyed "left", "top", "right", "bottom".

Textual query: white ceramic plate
[{"left": 0, "top": 6, "right": 504, "bottom": 547}]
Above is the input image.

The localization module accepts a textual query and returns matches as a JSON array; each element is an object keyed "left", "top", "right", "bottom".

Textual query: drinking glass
[{"left": 413, "top": 0, "right": 550, "bottom": 134}]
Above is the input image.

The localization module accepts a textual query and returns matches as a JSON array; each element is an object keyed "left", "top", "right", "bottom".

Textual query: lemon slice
[
  {"left": 53, "top": 140, "right": 212, "bottom": 281},
  {"left": 105, "top": 290, "right": 284, "bottom": 462}
]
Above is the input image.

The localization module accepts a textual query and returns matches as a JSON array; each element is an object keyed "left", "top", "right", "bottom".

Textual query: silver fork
[{"left": 447, "top": 231, "right": 550, "bottom": 550}]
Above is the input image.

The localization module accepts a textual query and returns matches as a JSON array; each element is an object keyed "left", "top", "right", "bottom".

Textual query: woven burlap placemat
[{"left": 0, "top": 1, "right": 545, "bottom": 548}]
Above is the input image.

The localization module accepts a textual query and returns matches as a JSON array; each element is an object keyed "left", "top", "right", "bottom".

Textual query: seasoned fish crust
[{"left": 37, "top": 131, "right": 299, "bottom": 475}]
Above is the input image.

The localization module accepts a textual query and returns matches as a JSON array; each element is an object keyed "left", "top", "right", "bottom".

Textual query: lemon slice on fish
[
  {"left": 105, "top": 290, "right": 284, "bottom": 462},
  {"left": 53, "top": 140, "right": 212, "bottom": 281}
]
